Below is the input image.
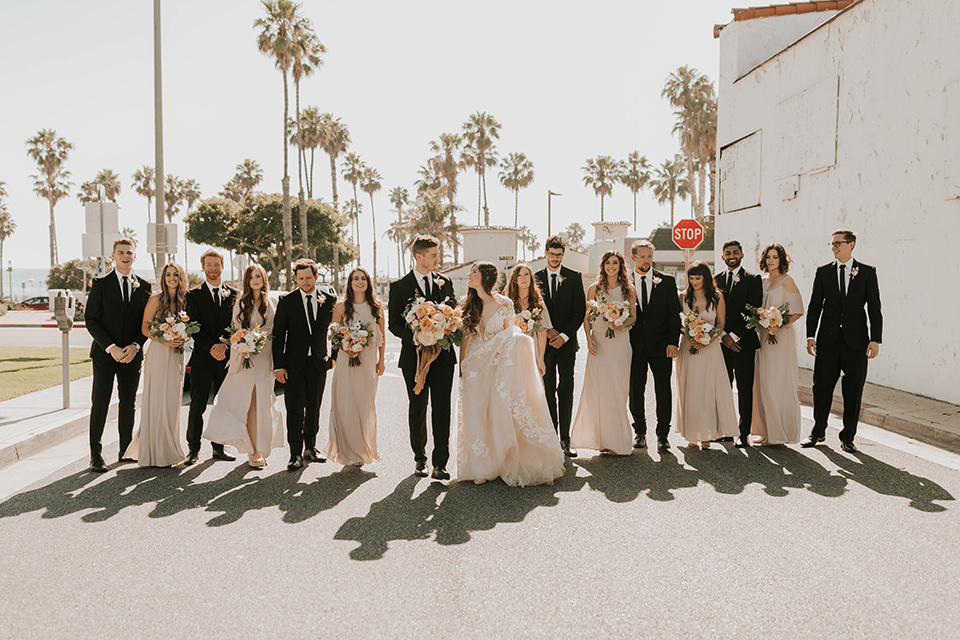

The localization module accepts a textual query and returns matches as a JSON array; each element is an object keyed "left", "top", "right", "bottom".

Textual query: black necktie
[
  {"left": 212, "top": 286, "right": 221, "bottom": 307},
  {"left": 306, "top": 293, "right": 315, "bottom": 333},
  {"left": 423, "top": 275, "right": 431, "bottom": 299},
  {"left": 728, "top": 271, "right": 735, "bottom": 291},
  {"left": 122, "top": 275, "right": 129, "bottom": 303},
  {"left": 839, "top": 264, "right": 846, "bottom": 300},
  {"left": 551, "top": 273, "right": 557, "bottom": 298},
  {"left": 640, "top": 275, "right": 648, "bottom": 311}
]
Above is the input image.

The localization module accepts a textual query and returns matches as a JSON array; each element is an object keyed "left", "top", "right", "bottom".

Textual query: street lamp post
[{"left": 547, "top": 190, "right": 562, "bottom": 238}]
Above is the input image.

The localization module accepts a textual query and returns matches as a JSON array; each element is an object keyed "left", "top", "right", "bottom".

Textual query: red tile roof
[{"left": 714, "top": 1, "right": 856, "bottom": 38}]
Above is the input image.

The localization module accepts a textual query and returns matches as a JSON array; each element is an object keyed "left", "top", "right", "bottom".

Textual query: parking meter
[{"left": 52, "top": 290, "right": 74, "bottom": 408}]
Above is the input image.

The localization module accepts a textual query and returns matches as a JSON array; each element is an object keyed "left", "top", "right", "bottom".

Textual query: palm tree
[
  {"left": 26, "top": 129, "right": 73, "bottom": 266},
  {"left": 620, "top": 152, "right": 652, "bottom": 231},
  {"left": 650, "top": 155, "right": 690, "bottom": 226},
  {"left": 164, "top": 175, "right": 185, "bottom": 227},
  {"left": 341, "top": 152, "right": 365, "bottom": 261},
  {"left": 517, "top": 225, "right": 534, "bottom": 260},
  {"left": 428, "top": 133, "right": 464, "bottom": 263},
  {"left": 290, "top": 20, "right": 324, "bottom": 260},
  {"left": 581, "top": 155, "right": 622, "bottom": 222},
  {"left": 131, "top": 166, "right": 156, "bottom": 224},
  {"left": 0, "top": 196, "right": 14, "bottom": 300},
  {"left": 255, "top": 0, "right": 302, "bottom": 288},
  {"left": 78, "top": 169, "right": 122, "bottom": 203},
  {"left": 318, "top": 113, "right": 350, "bottom": 287},
  {"left": 563, "top": 222, "right": 586, "bottom": 252},
  {"left": 388, "top": 186, "right": 409, "bottom": 275},
  {"left": 298, "top": 106, "right": 323, "bottom": 198},
  {"left": 384, "top": 218, "right": 409, "bottom": 278},
  {"left": 236, "top": 159, "right": 263, "bottom": 200},
  {"left": 406, "top": 191, "right": 458, "bottom": 263},
  {"left": 121, "top": 226, "right": 137, "bottom": 249},
  {"left": 461, "top": 111, "right": 501, "bottom": 225},
  {"left": 662, "top": 66, "right": 716, "bottom": 221},
  {"left": 414, "top": 161, "right": 443, "bottom": 194},
  {"left": 498, "top": 152, "right": 535, "bottom": 227},
  {"left": 181, "top": 179, "right": 201, "bottom": 266},
  {"left": 360, "top": 166, "right": 382, "bottom": 285}
]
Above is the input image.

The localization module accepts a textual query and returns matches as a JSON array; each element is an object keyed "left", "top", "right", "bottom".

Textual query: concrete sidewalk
[{"left": 0, "top": 309, "right": 85, "bottom": 328}]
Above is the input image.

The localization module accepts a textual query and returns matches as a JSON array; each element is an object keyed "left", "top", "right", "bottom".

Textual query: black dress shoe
[
  {"left": 715, "top": 436, "right": 734, "bottom": 443},
  {"left": 414, "top": 462, "right": 428, "bottom": 477},
  {"left": 183, "top": 450, "right": 200, "bottom": 466},
  {"left": 840, "top": 441, "right": 858, "bottom": 453},
  {"left": 287, "top": 455, "right": 303, "bottom": 471},
  {"left": 89, "top": 456, "right": 108, "bottom": 473},
  {"left": 118, "top": 456, "right": 136, "bottom": 464},
  {"left": 561, "top": 441, "right": 577, "bottom": 458},
  {"left": 211, "top": 449, "right": 236, "bottom": 462},
  {"left": 657, "top": 438, "right": 669, "bottom": 451},
  {"left": 633, "top": 435, "right": 647, "bottom": 449},
  {"left": 734, "top": 436, "right": 750, "bottom": 448},
  {"left": 800, "top": 436, "right": 825, "bottom": 448},
  {"left": 303, "top": 448, "right": 326, "bottom": 463},
  {"left": 431, "top": 467, "right": 450, "bottom": 480}
]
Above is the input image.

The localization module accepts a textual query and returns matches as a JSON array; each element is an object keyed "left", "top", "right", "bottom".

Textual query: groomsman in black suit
[
  {"left": 388, "top": 235, "right": 457, "bottom": 479},
  {"left": 628, "top": 239, "right": 681, "bottom": 451},
  {"left": 803, "top": 229, "right": 882, "bottom": 453},
  {"left": 184, "top": 249, "right": 237, "bottom": 465},
  {"left": 84, "top": 238, "right": 151, "bottom": 472},
  {"left": 535, "top": 235, "right": 585, "bottom": 458},
  {"left": 715, "top": 240, "right": 763, "bottom": 448},
  {"left": 274, "top": 259, "right": 335, "bottom": 470}
]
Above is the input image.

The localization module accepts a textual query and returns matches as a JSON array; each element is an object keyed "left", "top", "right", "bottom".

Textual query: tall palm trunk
[
  {"left": 281, "top": 71, "right": 293, "bottom": 290},
  {"left": 449, "top": 194, "right": 459, "bottom": 264},
  {"left": 669, "top": 196, "right": 675, "bottom": 227},
  {"left": 308, "top": 148, "right": 315, "bottom": 199},
  {"left": 476, "top": 172, "right": 481, "bottom": 225},
  {"left": 368, "top": 193, "right": 377, "bottom": 286},
  {"left": 708, "top": 158, "right": 716, "bottom": 217},
  {"left": 48, "top": 199, "right": 57, "bottom": 266},
  {"left": 328, "top": 153, "right": 341, "bottom": 289},
  {"left": 600, "top": 195, "right": 605, "bottom": 223},
  {"left": 351, "top": 182, "right": 360, "bottom": 264},
  {"left": 697, "top": 164, "right": 706, "bottom": 222},
  {"left": 685, "top": 155, "right": 699, "bottom": 220},
  {"left": 147, "top": 196, "right": 157, "bottom": 272},
  {"left": 481, "top": 168, "right": 490, "bottom": 226},
  {"left": 295, "top": 80, "right": 309, "bottom": 260},
  {"left": 513, "top": 189, "right": 519, "bottom": 227},
  {"left": 632, "top": 193, "right": 638, "bottom": 230}
]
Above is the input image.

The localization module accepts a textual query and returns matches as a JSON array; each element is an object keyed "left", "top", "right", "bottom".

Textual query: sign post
[{"left": 672, "top": 219, "right": 705, "bottom": 273}]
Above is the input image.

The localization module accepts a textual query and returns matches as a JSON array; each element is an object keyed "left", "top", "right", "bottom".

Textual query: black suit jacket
[
  {"left": 388, "top": 270, "right": 458, "bottom": 369},
  {"left": 806, "top": 260, "right": 882, "bottom": 351},
  {"left": 629, "top": 269, "right": 682, "bottom": 359},
  {"left": 272, "top": 288, "right": 335, "bottom": 373},
  {"left": 714, "top": 268, "right": 763, "bottom": 350},
  {"left": 85, "top": 271, "right": 152, "bottom": 362},
  {"left": 185, "top": 284, "right": 238, "bottom": 370},
  {"left": 535, "top": 266, "right": 586, "bottom": 353}
]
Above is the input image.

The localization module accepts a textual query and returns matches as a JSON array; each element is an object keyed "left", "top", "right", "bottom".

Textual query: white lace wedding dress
[{"left": 457, "top": 294, "right": 565, "bottom": 486}]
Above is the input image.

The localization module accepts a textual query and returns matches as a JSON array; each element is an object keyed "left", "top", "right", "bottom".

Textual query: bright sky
[{"left": 0, "top": 0, "right": 733, "bottom": 277}]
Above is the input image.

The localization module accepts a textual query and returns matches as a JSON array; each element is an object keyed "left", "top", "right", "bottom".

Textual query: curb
[{"left": 798, "top": 386, "right": 960, "bottom": 454}]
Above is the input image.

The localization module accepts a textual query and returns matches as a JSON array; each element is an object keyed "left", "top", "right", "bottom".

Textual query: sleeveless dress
[
  {"left": 203, "top": 299, "right": 285, "bottom": 456},
  {"left": 570, "top": 286, "right": 633, "bottom": 455},
  {"left": 751, "top": 276, "right": 805, "bottom": 444},
  {"left": 125, "top": 312, "right": 186, "bottom": 467},
  {"left": 325, "top": 301, "right": 383, "bottom": 466},
  {"left": 457, "top": 294, "right": 565, "bottom": 486},
  {"left": 676, "top": 300, "right": 739, "bottom": 443}
]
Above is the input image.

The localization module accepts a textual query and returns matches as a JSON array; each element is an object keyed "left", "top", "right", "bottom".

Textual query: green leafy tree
[
  {"left": 498, "top": 152, "right": 535, "bottom": 227},
  {"left": 47, "top": 258, "right": 98, "bottom": 291},
  {"left": 461, "top": 111, "right": 501, "bottom": 225},
  {"left": 620, "top": 152, "right": 652, "bottom": 231},
  {"left": 26, "top": 128, "right": 73, "bottom": 265},
  {"left": 581, "top": 155, "right": 622, "bottom": 222}
]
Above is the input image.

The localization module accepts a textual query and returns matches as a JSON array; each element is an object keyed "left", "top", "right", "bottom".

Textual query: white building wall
[{"left": 716, "top": 0, "right": 960, "bottom": 403}]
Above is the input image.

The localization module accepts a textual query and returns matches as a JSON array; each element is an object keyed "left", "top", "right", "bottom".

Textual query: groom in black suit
[
  {"left": 803, "top": 229, "right": 882, "bottom": 453},
  {"left": 715, "top": 240, "right": 763, "bottom": 448},
  {"left": 274, "top": 259, "right": 335, "bottom": 470},
  {"left": 84, "top": 238, "right": 151, "bottom": 472},
  {"left": 184, "top": 249, "right": 237, "bottom": 465},
  {"left": 535, "top": 235, "right": 585, "bottom": 458},
  {"left": 388, "top": 235, "right": 457, "bottom": 480},
  {"left": 628, "top": 239, "right": 681, "bottom": 451}
]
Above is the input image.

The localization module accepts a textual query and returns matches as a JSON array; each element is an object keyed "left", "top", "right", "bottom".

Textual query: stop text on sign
[
  {"left": 674, "top": 228, "right": 702, "bottom": 241},
  {"left": 672, "top": 219, "right": 705, "bottom": 250}
]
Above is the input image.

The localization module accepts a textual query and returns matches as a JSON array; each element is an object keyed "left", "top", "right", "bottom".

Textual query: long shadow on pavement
[{"left": 574, "top": 450, "right": 700, "bottom": 502}]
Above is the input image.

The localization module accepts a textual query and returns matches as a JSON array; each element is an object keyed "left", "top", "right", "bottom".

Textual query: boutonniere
[
  {"left": 652, "top": 276, "right": 662, "bottom": 286},
  {"left": 434, "top": 275, "right": 445, "bottom": 286},
  {"left": 732, "top": 274, "right": 740, "bottom": 285},
  {"left": 131, "top": 278, "right": 141, "bottom": 291},
  {"left": 317, "top": 292, "right": 327, "bottom": 305},
  {"left": 850, "top": 267, "right": 859, "bottom": 280},
  {"left": 556, "top": 274, "right": 566, "bottom": 287}
]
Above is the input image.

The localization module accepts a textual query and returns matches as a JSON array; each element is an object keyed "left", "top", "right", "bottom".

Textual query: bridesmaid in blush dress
[
  {"left": 570, "top": 251, "right": 637, "bottom": 456},
  {"left": 203, "top": 263, "right": 284, "bottom": 468},
  {"left": 675, "top": 261, "right": 739, "bottom": 449},
  {"left": 125, "top": 263, "right": 189, "bottom": 467},
  {"left": 505, "top": 263, "right": 552, "bottom": 377},
  {"left": 751, "top": 243, "right": 805, "bottom": 445},
  {"left": 324, "top": 267, "right": 385, "bottom": 468}
]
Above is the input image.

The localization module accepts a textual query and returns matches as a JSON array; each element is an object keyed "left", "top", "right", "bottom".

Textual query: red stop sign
[{"left": 672, "top": 219, "right": 704, "bottom": 250}]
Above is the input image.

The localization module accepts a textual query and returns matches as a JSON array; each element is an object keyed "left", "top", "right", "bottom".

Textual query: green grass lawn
[{"left": 0, "top": 347, "right": 93, "bottom": 402}]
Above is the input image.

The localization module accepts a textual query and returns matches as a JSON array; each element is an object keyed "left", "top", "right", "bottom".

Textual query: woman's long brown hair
[
  {"left": 683, "top": 260, "right": 720, "bottom": 311},
  {"left": 156, "top": 262, "right": 188, "bottom": 320},
  {"left": 594, "top": 250, "right": 631, "bottom": 299},
  {"left": 461, "top": 262, "right": 499, "bottom": 335},
  {"left": 238, "top": 263, "right": 269, "bottom": 328},
  {"left": 506, "top": 263, "right": 545, "bottom": 314},
  {"left": 343, "top": 267, "right": 382, "bottom": 323}
]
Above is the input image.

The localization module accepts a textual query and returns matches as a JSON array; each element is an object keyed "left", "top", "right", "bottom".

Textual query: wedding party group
[{"left": 83, "top": 227, "right": 882, "bottom": 489}]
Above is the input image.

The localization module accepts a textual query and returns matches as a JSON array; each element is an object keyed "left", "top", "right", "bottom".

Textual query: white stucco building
[{"left": 714, "top": 0, "right": 960, "bottom": 403}]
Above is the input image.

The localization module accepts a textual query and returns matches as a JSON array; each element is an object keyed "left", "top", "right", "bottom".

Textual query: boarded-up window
[
  {"left": 720, "top": 130, "right": 762, "bottom": 213},
  {"left": 776, "top": 76, "right": 839, "bottom": 175}
]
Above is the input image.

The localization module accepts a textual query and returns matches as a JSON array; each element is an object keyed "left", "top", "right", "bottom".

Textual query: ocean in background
[{"left": 1, "top": 266, "right": 205, "bottom": 301}]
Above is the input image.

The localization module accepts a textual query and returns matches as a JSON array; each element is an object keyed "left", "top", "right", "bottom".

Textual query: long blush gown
[
  {"left": 457, "top": 294, "right": 565, "bottom": 486},
  {"left": 325, "top": 302, "right": 382, "bottom": 466},
  {"left": 125, "top": 322, "right": 186, "bottom": 467},
  {"left": 751, "top": 276, "right": 805, "bottom": 444},
  {"left": 676, "top": 300, "right": 739, "bottom": 443},
  {"left": 570, "top": 286, "right": 634, "bottom": 455},
  {"left": 203, "top": 299, "right": 284, "bottom": 456}
]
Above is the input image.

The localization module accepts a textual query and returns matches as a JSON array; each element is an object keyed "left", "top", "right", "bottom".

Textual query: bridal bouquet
[
  {"left": 404, "top": 297, "right": 465, "bottom": 394},
  {"left": 328, "top": 319, "right": 374, "bottom": 367},
  {"left": 680, "top": 309, "right": 722, "bottom": 355},
  {"left": 220, "top": 323, "right": 273, "bottom": 369},
  {"left": 743, "top": 303, "right": 792, "bottom": 345},
  {"left": 148, "top": 311, "right": 200, "bottom": 354},
  {"left": 587, "top": 295, "right": 634, "bottom": 339},
  {"left": 513, "top": 307, "right": 544, "bottom": 335}
]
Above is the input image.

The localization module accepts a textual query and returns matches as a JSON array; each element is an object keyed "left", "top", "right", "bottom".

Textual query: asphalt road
[
  {"left": 0, "top": 334, "right": 958, "bottom": 639},
  {"left": 0, "top": 326, "right": 93, "bottom": 349}
]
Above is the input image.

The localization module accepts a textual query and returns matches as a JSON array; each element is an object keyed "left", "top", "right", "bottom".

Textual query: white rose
[
  {"left": 699, "top": 335, "right": 711, "bottom": 345},
  {"left": 418, "top": 331, "right": 439, "bottom": 346},
  {"left": 163, "top": 332, "right": 175, "bottom": 342}
]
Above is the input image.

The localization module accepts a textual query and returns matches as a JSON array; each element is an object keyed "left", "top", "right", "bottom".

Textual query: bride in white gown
[{"left": 457, "top": 262, "right": 565, "bottom": 487}]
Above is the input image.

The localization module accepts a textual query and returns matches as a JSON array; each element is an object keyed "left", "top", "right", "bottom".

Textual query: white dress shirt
[
  {"left": 107, "top": 270, "right": 139, "bottom": 353},
  {"left": 836, "top": 258, "right": 853, "bottom": 293},
  {"left": 205, "top": 281, "right": 223, "bottom": 305},
  {"left": 545, "top": 266, "right": 568, "bottom": 343},
  {"left": 413, "top": 268, "right": 434, "bottom": 297},
  {"left": 721, "top": 267, "right": 741, "bottom": 342},
  {"left": 633, "top": 269, "right": 653, "bottom": 310}
]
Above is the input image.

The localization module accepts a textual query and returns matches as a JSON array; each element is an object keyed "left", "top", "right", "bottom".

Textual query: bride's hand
[
  {"left": 587, "top": 338, "right": 598, "bottom": 356},
  {"left": 537, "top": 358, "right": 546, "bottom": 377}
]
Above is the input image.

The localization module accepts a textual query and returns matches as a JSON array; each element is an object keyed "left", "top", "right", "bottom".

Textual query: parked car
[{"left": 21, "top": 296, "right": 49, "bottom": 310}]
